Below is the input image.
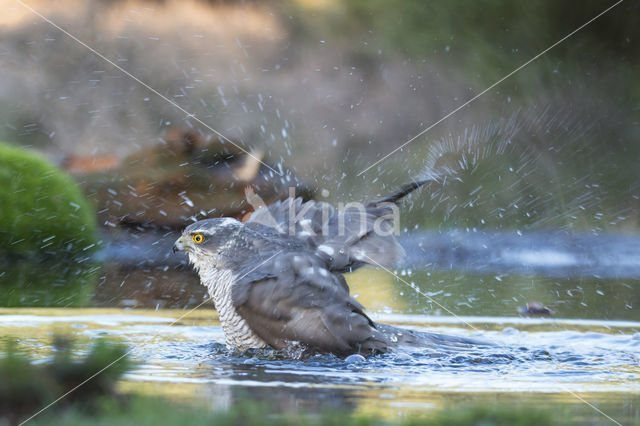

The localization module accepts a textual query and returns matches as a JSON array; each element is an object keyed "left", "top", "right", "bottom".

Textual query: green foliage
[
  {"left": 290, "top": 0, "right": 639, "bottom": 100},
  {"left": 0, "top": 341, "right": 58, "bottom": 425},
  {"left": 26, "top": 398, "right": 555, "bottom": 426},
  {"left": 0, "top": 336, "right": 130, "bottom": 425},
  {"left": 48, "top": 336, "right": 131, "bottom": 399},
  {"left": 0, "top": 142, "right": 98, "bottom": 258},
  {"left": 413, "top": 404, "right": 553, "bottom": 426}
]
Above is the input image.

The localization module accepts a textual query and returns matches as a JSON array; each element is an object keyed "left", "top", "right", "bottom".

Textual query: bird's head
[{"left": 173, "top": 218, "right": 243, "bottom": 270}]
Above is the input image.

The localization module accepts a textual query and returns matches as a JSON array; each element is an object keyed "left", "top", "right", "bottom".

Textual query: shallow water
[
  {"left": 1, "top": 229, "right": 640, "bottom": 423},
  {"left": 1, "top": 308, "right": 638, "bottom": 424}
]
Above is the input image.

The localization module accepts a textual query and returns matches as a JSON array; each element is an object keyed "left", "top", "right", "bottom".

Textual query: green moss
[{"left": 0, "top": 142, "right": 98, "bottom": 258}]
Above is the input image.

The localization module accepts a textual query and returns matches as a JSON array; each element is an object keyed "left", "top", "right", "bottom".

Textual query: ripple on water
[{"left": 2, "top": 313, "right": 639, "bottom": 394}]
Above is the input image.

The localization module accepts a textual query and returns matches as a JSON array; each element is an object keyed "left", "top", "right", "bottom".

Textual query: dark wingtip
[{"left": 368, "top": 178, "right": 431, "bottom": 206}]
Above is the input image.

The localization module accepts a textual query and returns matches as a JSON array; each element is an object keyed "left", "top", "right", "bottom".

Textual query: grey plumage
[{"left": 174, "top": 181, "right": 486, "bottom": 357}]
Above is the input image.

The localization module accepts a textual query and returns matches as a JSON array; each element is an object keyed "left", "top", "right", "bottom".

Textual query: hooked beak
[{"left": 173, "top": 236, "right": 186, "bottom": 253}]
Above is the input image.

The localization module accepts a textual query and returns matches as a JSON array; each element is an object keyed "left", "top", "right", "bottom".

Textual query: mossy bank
[{"left": 0, "top": 142, "right": 98, "bottom": 259}]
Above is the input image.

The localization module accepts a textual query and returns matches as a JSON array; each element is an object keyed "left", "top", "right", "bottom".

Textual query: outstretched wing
[
  {"left": 231, "top": 251, "right": 392, "bottom": 356},
  {"left": 245, "top": 197, "right": 331, "bottom": 238},
  {"left": 246, "top": 197, "right": 404, "bottom": 272}
]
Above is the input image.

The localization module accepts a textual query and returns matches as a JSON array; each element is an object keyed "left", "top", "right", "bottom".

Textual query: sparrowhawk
[{"left": 173, "top": 180, "right": 484, "bottom": 357}]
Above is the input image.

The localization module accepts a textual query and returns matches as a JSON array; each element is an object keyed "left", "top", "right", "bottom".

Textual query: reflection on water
[
  {"left": 390, "top": 268, "right": 639, "bottom": 322},
  {"left": 93, "top": 264, "right": 205, "bottom": 309},
  {"left": 1, "top": 310, "right": 638, "bottom": 423},
  {"left": 0, "top": 261, "right": 98, "bottom": 307},
  {"left": 1, "top": 229, "right": 639, "bottom": 320},
  {"left": 1, "top": 229, "right": 639, "bottom": 423}
]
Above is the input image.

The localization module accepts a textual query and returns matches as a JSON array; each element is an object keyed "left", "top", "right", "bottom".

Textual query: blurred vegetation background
[{"left": 0, "top": 0, "right": 637, "bottom": 233}]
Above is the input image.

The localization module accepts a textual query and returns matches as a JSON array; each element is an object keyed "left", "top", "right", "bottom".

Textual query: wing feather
[
  {"left": 231, "top": 252, "right": 391, "bottom": 356},
  {"left": 247, "top": 197, "right": 404, "bottom": 272}
]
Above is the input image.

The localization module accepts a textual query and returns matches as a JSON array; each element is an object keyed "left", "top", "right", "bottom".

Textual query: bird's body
[{"left": 174, "top": 180, "right": 486, "bottom": 357}]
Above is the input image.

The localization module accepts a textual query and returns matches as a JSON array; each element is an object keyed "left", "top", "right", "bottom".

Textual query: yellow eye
[{"left": 192, "top": 233, "right": 205, "bottom": 244}]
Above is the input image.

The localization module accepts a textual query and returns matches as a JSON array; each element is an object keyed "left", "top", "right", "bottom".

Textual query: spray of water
[{"left": 413, "top": 109, "right": 610, "bottom": 230}]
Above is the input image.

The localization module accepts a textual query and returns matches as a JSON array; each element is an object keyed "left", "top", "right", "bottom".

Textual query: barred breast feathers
[{"left": 198, "top": 264, "right": 267, "bottom": 350}]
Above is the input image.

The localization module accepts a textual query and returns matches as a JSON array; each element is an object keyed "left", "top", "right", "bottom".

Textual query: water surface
[
  {"left": 1, "top": 229, "right": 639, "bottom": 424},
  {"left": 1, "top": 308, "right": 638, "bottom": 424}
]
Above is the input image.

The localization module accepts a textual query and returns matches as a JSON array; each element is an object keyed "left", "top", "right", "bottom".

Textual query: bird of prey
[{"left": 173, "top": 179, "right": 483, "bottom": 357}]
